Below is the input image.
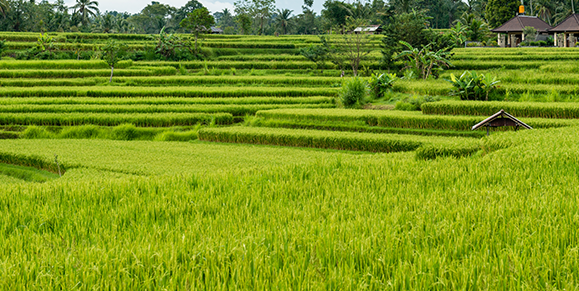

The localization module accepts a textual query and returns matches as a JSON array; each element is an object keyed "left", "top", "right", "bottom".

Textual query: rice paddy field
[{"left": 2, "top": 32, "right": 579, "bottom": 289}]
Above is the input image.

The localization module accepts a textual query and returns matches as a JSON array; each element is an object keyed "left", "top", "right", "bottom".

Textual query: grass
[
  {"left": 1, "top": 126, "right": 579, "bottom": 288},
  {"left": 0, "top": 112, "right": 233, "bottom": 126},
  {"left": 3, "top": 37, "right": 579, "bottom": 288},
  {"left": 199, "top": 126, "right": 480, "bottom": 157},
  {"left": 0, "top": 138, "right": 373, "bottom": 176},
  {"left": 0, "top": 162, "right": 60, "bottom": 182}
]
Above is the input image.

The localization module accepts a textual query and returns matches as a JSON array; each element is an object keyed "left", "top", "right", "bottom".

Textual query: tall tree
[
  {"left": 485, "top": 0, "right": 518, "bottom": 28},
  {"left": 275, "top": 9, "right": 292, "bottom": 34},
  {"left": 236, "top": 13, "right": 252, "bottom": 34},
  {"left": 234, "top": 0, "right": 275, "bottom": 35},
  {"left": 217, "top": 8, "right": 235, "bottom": 28},
  {"left": 173, "top": 0, "right": 204, "bottom": 29},
  {"left": 322, "top": 0, "right": 353, "bottom": 32},
  {"left": 128, "top": 2, "right": 175, "bottom": 34},
  {"left": 71, "top": 0, "right": 99, "bottom": 27},
  {"left": 180, "top": 7, "right": 215, "bottom": 54},
  {"left": 101, "top": 39, "right": 126, "bottom": 82}
]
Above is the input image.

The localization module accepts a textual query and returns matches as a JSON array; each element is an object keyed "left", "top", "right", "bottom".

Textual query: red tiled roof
[
  {"left": 491, "top": 15, "right": 552, "bottom": 33},
  {"left": 549, "top": 14, "right": 579, "bottom": 32}
]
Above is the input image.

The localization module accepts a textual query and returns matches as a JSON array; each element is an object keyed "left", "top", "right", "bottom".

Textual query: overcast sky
[{"left": 63, "top": 0, "right": 326, "bottom": 16}]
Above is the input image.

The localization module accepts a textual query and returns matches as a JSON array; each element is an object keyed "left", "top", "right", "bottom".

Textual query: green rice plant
[
  {"left": 421, "top": 100, "right": 579, "bottom": 119},
  {"left": 0, "top": 86, "right": 337, "bottom": 98},
  {"left": 251, "top": 118, "right": 486, "bottom": 138},
  {"left": 0, "top": 67, "right": 177, "bottom": 78},
  {"left": 154, "top": 130, "right": 198, "bottom": 141},
  {"left": 0, "top": 130, "right": 19, "bottom": 139},
  {"left": 199, "top": 126, "right": 479, "bottom": 155},
  {"left": 255, "top": 108, "right": 579, "bottom": 130},
  {"left": 0, "top": 103, "right": 334, "bottom": 116},
  {"left": 0, "top": 162, "right": 59, "bottom": 182},
  {"left": 0, "top": 96, "right": 334, "bottom": 106},
  {"left": 0, "top": 112, "right": 233, "bottom": 127},
  {"left": 21, "top": 125, "right": 54, "bottom": 139},
  {"left": 0, "top": 60, "right": 133, "bottom": 69},
  {"left": 199, "top": 126, "right": 422, "bottom": 152},
  {"left": 3, "top": 124, "right": 579, "bottom": 287}
]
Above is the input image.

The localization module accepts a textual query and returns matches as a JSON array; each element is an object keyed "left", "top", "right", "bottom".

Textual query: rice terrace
[{"left": 2, "top": 0, "right": 579, "bottom": 289}]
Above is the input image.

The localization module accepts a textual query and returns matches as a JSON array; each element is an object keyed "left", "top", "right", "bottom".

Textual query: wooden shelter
[
  {"left": 210, "top": 26, "right": 223, "bottom": 34},
  {"left": 549, "top": 14, "right": 579, "bottom": 47},
  {"left": 472, "top": 109, "right": 532, "bottom": 136},
  {"left": 490, "top": 16, "right": 552, "bottom": 47},
  {"left": 353, "top": 25, "right": 383, "bottom": 35}
]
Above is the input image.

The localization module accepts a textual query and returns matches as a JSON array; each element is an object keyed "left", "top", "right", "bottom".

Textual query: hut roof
[
  {"left": 353, "top": 25, "right": 382, "bottom": 33},
  {"left": 490, "top": 15, "right": 552, "bottom": 33},
  {"left": 549, "top": 14, "right": 579, "bottom": 32},
  {"left": 210, "top": 26, "right": 224, "bottom": 34},
  {"left": 471, "top": 109, "right": 533, "bottom": 131}
]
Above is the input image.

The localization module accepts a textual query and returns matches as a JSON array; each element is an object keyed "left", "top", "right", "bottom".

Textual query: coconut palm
[
  {"left": 0, "top": 0, "right": 9, "bottom": 18},
  {"left": 71, "top": 0, "right": 99, "bottom": 27},
  {"left": 275, "top": 9, "right": 292, "bottom": 35}
]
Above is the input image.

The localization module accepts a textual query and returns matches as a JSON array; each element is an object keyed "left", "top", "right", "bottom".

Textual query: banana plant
[
  {"left": 446, "top": 71, "right": 500, "bottom": 101},
  {"left": 396, "top": 41, "right": 453, "bottom": 79}
]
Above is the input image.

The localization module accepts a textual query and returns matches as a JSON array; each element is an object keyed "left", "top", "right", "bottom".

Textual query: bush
[
  {"left": 394, "top": 95, "right": 440, "bottom": 111},
  {"left": 338, "top": 77, "right": 369, "bottom": 108},
  {"left": 368, "top": 73, "right": 397, "bottom": 99},
  {"left": 445, "top": 71, "right": 500, "bottom": 101}
]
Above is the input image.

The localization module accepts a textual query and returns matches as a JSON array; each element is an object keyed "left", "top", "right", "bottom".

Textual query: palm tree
[
  {"left": 71, "top": 0, "right": 99, "bottom": 27},
  {"left": 0, "top": 0, "right": 9, "bottom": 18},
  {"left": 275, "top": 9, "right": 292, "bottom": 35},
  {"left": 533, "top": 0, "right": 556, "bottom": 24}
]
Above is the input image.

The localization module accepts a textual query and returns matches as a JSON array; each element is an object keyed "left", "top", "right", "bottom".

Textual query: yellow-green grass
[
  {"left": 0, "top": 104, "right": 334, "bottom": 116},
  {"left": 0, "top": 86, "right": 337, "bottom": 98},
  {"left": 1, "top": 126, "right": 579, "bottom": 287},
  {"left": 422, "top": 100, "right": 579, "bottom": 118},
  {"left": 198, "top": 126, "right": 480, "bottom": 158},
  {"left": 0, "top": 96, "right": 333, "bottom": 106},
  {"left": 394, "top": 78, "right": 579, "bottom": 98},
  {"left": 0, "top": 67, "right": 177, "bottom": 78},
  {"left": 0, "top": 60, "right": 133, "bottom": 69},
  {"left": 255, "top": 108, "right": 578, "bottom": 130},
  {"left": 0, "top": 138, "right": 373, "bottom": 176},
  {"left": 19, "top": 124, "right": 200, "bottom": 142},
  {"left": 0, "top": 76, "right": 344, "bottom": 87},
  {"left": 247, "top": 118, "right": 486, "bottom": 138},
  {"left": 0, "top": 112, "right": 233, "bottom": 126},
  {"left": 0, "top": 173, "right": 24, "bottom": 184},
  {"left": 0, "top": 162, "right": 60, "bottom": 182}
]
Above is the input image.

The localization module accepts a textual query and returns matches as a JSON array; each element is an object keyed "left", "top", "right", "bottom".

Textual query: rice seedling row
[
  {"left": 0, "top": 112, "right": 233, "bottom": 127},
  {"left": 0, "top": 97, "right": 334, "bottom": 106},
  {"left": 199, "top": 126, "right": 480, "bottom": 158},
  {"left": 0, "top": 86, "right": 337, "bottom": 98},
  {"left": 422, "top": 100, "right": 579, "bottom": 118},
  {"left": 255, "top": 108, "right": 578, "bottom": 131},
  {"left": 0, "top": 104, "right": 334, "bottom": 116}
]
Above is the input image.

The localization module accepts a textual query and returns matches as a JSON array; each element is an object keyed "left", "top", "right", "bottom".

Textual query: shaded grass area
[
  {"left": 0, "top": 139, "right": 374, "bottom": 176},
  {"left": 0, "top": 162, "right": 60, "bottom": 183}
]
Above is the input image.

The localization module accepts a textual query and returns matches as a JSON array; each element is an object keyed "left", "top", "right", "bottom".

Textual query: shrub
[
  {"left": 110, "top": 123, "right": 138, "bottom": 140},
  {"left": 445, "top": 71, "right": 500, "bottom": 101},
  {"left": 394, "top": 95, "right": 440, "bottom": 111},
  {"left": 368, "top": 73, "right": 397, "bottom": 99},
  {"left": 338, "top": 77, "right": 369, "bottom": 108}
]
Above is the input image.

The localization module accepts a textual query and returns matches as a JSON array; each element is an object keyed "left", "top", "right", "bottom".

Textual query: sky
[{"left": 63, "top": 0, "right": 326, "bottom": 16}]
